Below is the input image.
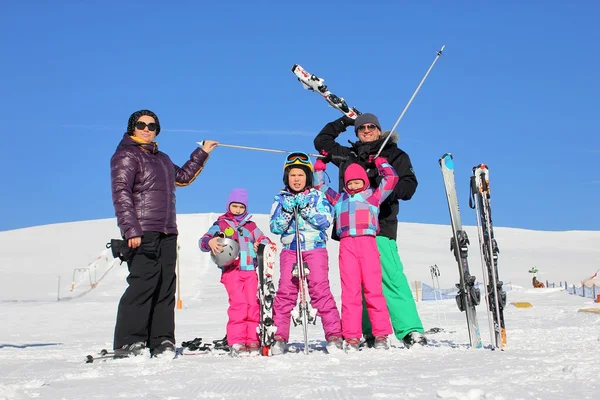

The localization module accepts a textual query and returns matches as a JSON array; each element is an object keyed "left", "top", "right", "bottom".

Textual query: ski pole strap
[{"left": 469, "top": 176, "right": 477, "bottom": 209}]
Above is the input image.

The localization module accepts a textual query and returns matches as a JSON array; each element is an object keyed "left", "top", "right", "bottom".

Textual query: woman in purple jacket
[{"left": 110, "top": 109, "right": 218, "bottom": 358}]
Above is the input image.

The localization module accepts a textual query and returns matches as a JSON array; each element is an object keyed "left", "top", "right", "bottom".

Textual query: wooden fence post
[{"left": 415, "top": 281, "right": 419, "bottom": 302}]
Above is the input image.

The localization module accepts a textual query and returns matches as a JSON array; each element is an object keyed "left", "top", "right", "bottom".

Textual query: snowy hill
[
  {"left": 2, "top": 214, "right": 599, "bottom": 302},
  {"left": 1, "top": 215, "right": 599, "bottom": 399}
]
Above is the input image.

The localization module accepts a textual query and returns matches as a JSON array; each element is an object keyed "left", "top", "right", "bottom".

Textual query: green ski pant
[{"left": 362, "top": 236, "right": 424, "bottom": 341}]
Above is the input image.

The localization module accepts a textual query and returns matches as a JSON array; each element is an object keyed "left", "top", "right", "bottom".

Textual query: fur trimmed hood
[{"left": 380, "top": 130, "right": 399, "bottom": 144}]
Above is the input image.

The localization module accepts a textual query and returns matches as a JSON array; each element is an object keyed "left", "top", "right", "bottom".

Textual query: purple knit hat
[{"left": 226, "top": 188, "right": 248, "bottom": 219}]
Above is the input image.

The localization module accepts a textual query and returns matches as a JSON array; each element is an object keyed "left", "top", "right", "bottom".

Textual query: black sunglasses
[
  {"left": 357, "top": 124, "right": 379, "bottom": 133},
  {"left": 134, "top": 121, "right": 158, "bottom": 132}
]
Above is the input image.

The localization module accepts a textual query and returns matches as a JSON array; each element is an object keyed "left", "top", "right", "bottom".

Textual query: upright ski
[
  {"left": 256, "top": 242, "right": 278, "bottom": 356},
  {"left": 291, "top": 64, "right": 361, "bottom": 119},
  {"left": 439, "top": 153, "right": 482, "bottom": 349},
  {"left": 290, "top": 205, "right": 317, "bottom": 355},
  {"left": 469, "top": 164, "right": 507, "bottom": 349}
]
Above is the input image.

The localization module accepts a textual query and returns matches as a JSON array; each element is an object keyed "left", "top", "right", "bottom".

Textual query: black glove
[
  {"left": 337, "top": 115, "right": 355, "bottom": 128},
  {"left": 331, "top": 115, "right": 355, "bottom": 133},
  {"left": 107, "top": 239, "right": 134, "bottom": 263}
]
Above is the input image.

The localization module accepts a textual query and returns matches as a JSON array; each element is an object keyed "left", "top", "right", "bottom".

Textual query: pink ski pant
[
  {"left": 272, "top": 248, "right": 342, "bottom": 341},
  {"left": 340, "top": 236, "right": 392, "bottom": 339},
  {"left": 220, "top": 267, "right": 259, "bottom": 346}
]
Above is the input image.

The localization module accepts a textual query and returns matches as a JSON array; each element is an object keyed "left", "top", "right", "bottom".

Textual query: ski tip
[
  {"left": 439, "top": 153, "right": 454, "bottom": 169},
  {"left": 472, "top": 163, "right": 489, "bottom": 174},
  {"left": 291, "top": 64, "right": 299, "bottom": 72}
]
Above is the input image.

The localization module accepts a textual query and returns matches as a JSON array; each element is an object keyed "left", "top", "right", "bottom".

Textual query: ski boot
[
  {"left": 326, "top": 336, "right": 344, "bottom": 353},
  {"left": 229, "top": 344, "right": 247, "bottom": 357},
  {"left": 402, "top": 331, "right": 428, "bottom": 348},
  {"left": 270, "top": 336, "right": 288, "bottom": 356},
  {"left": 113, "top": 342, "right": 146, "bottom": 358},
  {"left": 344, "top": 338, "right": 360, "bottom": 353},
  {"left": 373, "top": 335, "right": 390, "bottom": 350},
  {"left": 246, "top": 342, "right": 261, "bottom": 356},
  {"left": 151, "top": 340, "right": 176, "bottom": 358}
]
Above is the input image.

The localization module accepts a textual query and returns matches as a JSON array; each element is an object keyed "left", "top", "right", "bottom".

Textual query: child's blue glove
[
  {"left": 295, "top": 192, "right": 310, "bottom": 209},
  {"left": 282, "top": 195, "right": 296, "bottom": 213}
]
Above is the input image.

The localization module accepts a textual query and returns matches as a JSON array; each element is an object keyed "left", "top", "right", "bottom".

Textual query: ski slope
[{"left": 1, "top": 215, "right": 599, "bottom": 399}]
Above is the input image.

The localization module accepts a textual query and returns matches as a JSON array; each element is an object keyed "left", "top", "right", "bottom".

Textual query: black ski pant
[{"left": 113, "top": 232, "right": 178, "bottom": 350}]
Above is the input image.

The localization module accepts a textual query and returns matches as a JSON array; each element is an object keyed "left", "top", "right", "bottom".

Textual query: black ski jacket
[{"left": 314, "top": 117, "right": 418, "bottom": 240}]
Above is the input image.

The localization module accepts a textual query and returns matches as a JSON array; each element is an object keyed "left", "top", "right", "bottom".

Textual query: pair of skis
[
  {"left": 291, "top": 64, "right": 361, "bottom": 120},
  {"left": 439, "top": 154, "right": 506, "bottom": 350},
  {"left": 469, "top": 164, "right": 507, "bottom": 349}
]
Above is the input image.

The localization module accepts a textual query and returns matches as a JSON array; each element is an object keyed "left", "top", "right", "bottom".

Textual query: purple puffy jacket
[{"left": 110, "top": 134, "right": 209, "bottom": 239}]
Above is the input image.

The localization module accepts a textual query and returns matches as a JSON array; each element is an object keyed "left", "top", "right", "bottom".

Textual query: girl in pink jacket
[
  {"left": 200, "top": 188, "right": 272, "bottom": 356},
  {"left": 314, "top": 157, "right": 398, "bottom": 351}
]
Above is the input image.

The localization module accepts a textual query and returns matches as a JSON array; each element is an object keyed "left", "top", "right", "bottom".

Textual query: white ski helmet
[{"left": 210, "top": 238, "right": 239, "bottom": 267}]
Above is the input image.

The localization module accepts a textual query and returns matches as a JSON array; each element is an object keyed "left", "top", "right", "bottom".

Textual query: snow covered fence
[
  {"left": 531, "top": 280, "right": 600, "bottom": 302},
  {"left": 565, "top": 282, "right": 600, "bottom": 302},
  {"left": 416, "top": 280, "right": 599, "bottom": 303}
]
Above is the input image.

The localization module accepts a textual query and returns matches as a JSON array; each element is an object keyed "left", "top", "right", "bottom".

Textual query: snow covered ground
[{"left": 1, "top": 215, "right": 599, "bottom": 399}]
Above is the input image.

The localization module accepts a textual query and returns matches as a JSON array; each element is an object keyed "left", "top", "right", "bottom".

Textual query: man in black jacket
[{"left": 314, "top": 113, "right": 426, "bottom": 348}]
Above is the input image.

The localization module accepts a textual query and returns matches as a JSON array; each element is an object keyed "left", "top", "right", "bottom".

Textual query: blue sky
[{"left": 1, "top": 1, "right": 598, "bottom": 232}]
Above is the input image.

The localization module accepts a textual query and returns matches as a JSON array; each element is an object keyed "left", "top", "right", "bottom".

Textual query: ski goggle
[
  {"left": 134, "top": 121, "right": 158, "bottom": 132},
  {"left": 284, "top": 152, "right": 313, "bottom": 171},
  {"left": 356, "top": 123, "right": 379, "bottom": 133},
  {"left": 286, "top": 152, "right": 310, "bottom": 163}
]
